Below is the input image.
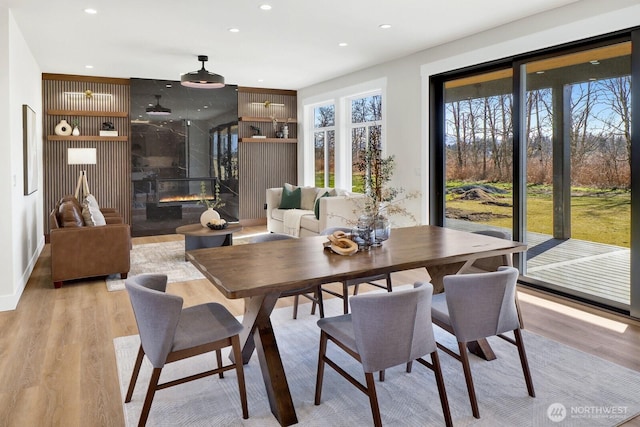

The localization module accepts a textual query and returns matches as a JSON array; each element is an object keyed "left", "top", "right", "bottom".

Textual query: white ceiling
[{"left": 7, "top": 0, "right": 580, "bottom": 90}]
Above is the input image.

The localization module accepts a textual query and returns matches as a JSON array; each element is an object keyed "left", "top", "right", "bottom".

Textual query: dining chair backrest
[
  {"left": 250, "top": 233, "right": 295, "bottom": 243},
  {"left": 472, "top": 229, "right": 512, "bottom": 240},
  {"left": 350, "top": 282, "right": 435, "bottom": 373},
  {"left": 125, "top": 274, "right": 183, "bottom": 368},
  {"left": 443, "top": 266, "right": 519, "bottom": 342},
  {"left": 320, "top": 227, "right": 351, "bottom": 235}
]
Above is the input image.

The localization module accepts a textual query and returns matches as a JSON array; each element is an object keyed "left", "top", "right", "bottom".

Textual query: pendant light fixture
[
  {"left": 146, "top": 95, "right": 171, "bottom": 116},
  {"left": 181, "top": 55, "right": 225, "bottom": 89}
]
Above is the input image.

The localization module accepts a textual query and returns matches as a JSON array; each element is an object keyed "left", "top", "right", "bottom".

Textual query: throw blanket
[{"left": 283, "top": 209, "right": 312, "bottom": 237}]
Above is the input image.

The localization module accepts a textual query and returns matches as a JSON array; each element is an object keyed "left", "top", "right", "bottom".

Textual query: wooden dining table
[{"left": 187, "top": 225, "right": 526, "bottom": 426}]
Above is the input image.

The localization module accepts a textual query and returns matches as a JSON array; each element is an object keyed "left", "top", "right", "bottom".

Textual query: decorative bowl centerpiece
[
  {"left": 206, "top": 218, "right": 228, "bottom": 230},
  {"left": 324, "top": 231, "right": 358, "bottom": 256}
]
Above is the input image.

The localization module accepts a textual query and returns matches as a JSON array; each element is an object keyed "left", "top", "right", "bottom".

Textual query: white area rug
[
  {"left": 114, "top": 296, "right": 640, "bottom": 426},
  {"left": 106, "top": 241, "right": 205, "bottom": 292}
]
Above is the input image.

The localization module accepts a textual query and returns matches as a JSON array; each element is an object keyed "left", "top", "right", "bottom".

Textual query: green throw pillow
[
  {"left": 280, "top": 185, "right": 301, "bottom": 209},
  {"left": 314, "top": 191, "right": 331, "bottom": 219}
]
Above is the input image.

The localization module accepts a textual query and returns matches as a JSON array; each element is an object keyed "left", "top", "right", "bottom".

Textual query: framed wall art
[{"left": 23, "top": 104, "right": 37, "bottom": 195}]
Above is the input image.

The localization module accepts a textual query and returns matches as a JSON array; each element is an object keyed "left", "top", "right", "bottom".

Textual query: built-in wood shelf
[
  {"left": 47, "top": 109, "right": 129, "bottom": 117},
  {"left": 47, "top": 135, "right": 128, "bottom": 142},
  {"left": 239, "top": 116, "right": 297, "bottom": 123},
  {"left": 239, "top": 138, "right": 297, "bottom": 143}
]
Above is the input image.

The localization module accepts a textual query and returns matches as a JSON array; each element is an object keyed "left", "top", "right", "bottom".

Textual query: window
[
  {"left": 350, "top": 93, "right": 382, "bottom": 193},
  {"left": 313, "top": 104, "right": 335, "bottom": 187}
]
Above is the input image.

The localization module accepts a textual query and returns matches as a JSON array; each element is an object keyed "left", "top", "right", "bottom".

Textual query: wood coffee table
[{"left": 175, "top": 223, "right": 243, "bottom": 260}]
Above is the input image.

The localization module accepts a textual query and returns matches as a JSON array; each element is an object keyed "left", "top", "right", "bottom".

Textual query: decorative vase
[
  {"left": 351, "top": 214, "right": 375, "bottom": 250},
  {"left": 72, "top": 126, "right": 80, "bottom": 136},
  {"left": 54, "top": 119, "right": 72, "bottom": 136},
  {"left": 373, "top": 214, "right": 391, "bottom": 246},
  {"left": 282, "top": 124, "right": 289, "bottom": 139},
  {"left": 200, "top": 207, "right": 221, "bottom": 228},
  {"left": 275, "top": 130, "right": 284, "bottom": 138}
]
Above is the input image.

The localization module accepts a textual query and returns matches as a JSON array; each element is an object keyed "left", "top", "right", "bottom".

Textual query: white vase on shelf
[
  {"left": 72, "top": 126, "right": 80, "bottom": 136},
  {"left": 54, "top": 119, "right": 72, "bottom": 136},
  {"left": 200, "top": 208, "right": 221, "bottom": 228}
]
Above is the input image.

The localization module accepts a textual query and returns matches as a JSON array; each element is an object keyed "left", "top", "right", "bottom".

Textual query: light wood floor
[{"left": 1, "top": 227, "right": 640, "bottom": 426}]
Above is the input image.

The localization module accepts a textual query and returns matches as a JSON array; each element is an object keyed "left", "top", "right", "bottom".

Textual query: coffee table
[{"left": 175, "top": 223, "right": 243, "bottom": 261}]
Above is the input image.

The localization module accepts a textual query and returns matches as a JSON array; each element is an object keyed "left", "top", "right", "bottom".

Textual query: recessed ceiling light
[
  {"left": 590, "top": 60, "right": 600, "bottom": 65},
  {"left": 166, "top": 83, "right": 172, "bottom": 88},
  {"left": 203, "top": 105, "right": 209, "bottom": 108},
  {"left": 338, "top": 42, "right": 348, "bottom": 47},
  {"left": 379, "top": 24, "right": 392, "bottom": 29},
  {"left": 85, "top": 65, "right": 94, "bottom": 69},
  {"left": 257, "top": 78, "right": 264, "bottom": 82},
  {"left": 228, "top": 28, "right": 240, "bottom": 33},
  {"left": 84, "top": 8, "right": 97, "bottom": 14},
  {"left": 536, "top": 70, "right": 545, "bottom": 74},
  {"left": 589, "top": 77, "right": 597, "bottom": 81},
  {"left": 260, "top": 4, "right": 272, "bottom": 10}
]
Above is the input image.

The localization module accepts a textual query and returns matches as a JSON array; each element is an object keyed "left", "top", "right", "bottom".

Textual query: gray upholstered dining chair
[
  {"left": 250, "top": 233, "right": 324, "bottom": 319},
  {"left": 471, "top": 229, "right": 513, "bottom": 272},
  {"left": 124, "top": 274, "right": 248, "bottom": 427},
  {"left": 430, "top": 266, "right": 535, "bottom": 419},
  {"left": 315, "top": 282, "right": 452, "bottom": 427},
  {"left": 320, "top": 226, "right": 393, "bottom": 314}
]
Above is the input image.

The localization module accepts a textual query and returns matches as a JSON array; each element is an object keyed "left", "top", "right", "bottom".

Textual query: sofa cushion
[
  {"left": 284, "top": 183, "right": 317, "bottom": 210},
  {"left": 314, "top": 191, "right": 332, "bottom": 219},
  {"left": 84, "top": 193, "right": 101, "bottom": 210},
  {"left": 300, "top": 213, "right": 320, "bottom": 233},
  {"left": 280, "top": 185, "right": 301, "bottom": 209},
  {"left": 316, "top": 187, "right": 338, "bottom": 199},
  {"left": 82, "top": 202, "right": 107, "bottom": 226},
  {"left": 57, "top": 198, "right": 85, "bottom": 227}
]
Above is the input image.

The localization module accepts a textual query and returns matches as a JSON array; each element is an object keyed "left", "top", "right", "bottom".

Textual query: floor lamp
[{"left": 67, "top": 148, "right": 97, "bottom": 200}]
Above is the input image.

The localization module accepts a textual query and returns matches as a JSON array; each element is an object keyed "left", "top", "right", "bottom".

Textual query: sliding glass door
[
  {"left": 442, "top": 69, "right": 514, "bottom": 235},
  {"left": 432, "top": 31, "right": 638, "bottom": 314},
  {"left": 523, "top": 43, "right": 631, "bottom": 308}
]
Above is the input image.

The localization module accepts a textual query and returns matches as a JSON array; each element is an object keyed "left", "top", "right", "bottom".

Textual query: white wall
[
  {"left": 0, "top": 8, "right": 43, "bottom": 311},
  {"left": 298, "top": 0, "right": 640, "bottom": 226}
]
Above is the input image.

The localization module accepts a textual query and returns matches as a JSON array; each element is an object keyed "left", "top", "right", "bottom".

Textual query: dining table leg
[{"left": 231, "top": 292, "right": 298, "bottom": 426}]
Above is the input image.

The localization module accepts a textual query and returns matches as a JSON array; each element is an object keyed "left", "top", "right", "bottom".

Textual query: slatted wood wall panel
[
  {"left": 239, "top": 142, "right": 297, "bottom": 220},
  {"left": 237, "top": 88, "right": 297, "bottom": 220},
  {"left": 42, "top": 76, "right": 131, "bottom": 231}
]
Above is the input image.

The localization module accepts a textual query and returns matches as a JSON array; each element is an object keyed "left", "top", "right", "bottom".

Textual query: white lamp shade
[{"left": 67, "top": 148, "right": 97, "bottom": 165}]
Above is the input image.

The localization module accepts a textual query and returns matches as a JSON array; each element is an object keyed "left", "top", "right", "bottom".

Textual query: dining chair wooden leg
[
  {"left": 292, "top": 295, "right": 300, "bottom": 319},
  {"left": 215, "top": 349, "right": 224, "bottom": 378},
  {"left": 316, "top": 286, "right": 325, "bottom": 318},
  {"left": 139, "top": 367, "right": 162, "bottom": 427},
  {"left": 342, "top": 281, "right": 350, "bottom": 314},
  {"left": 365, "top": 372, "right": 383, "bottom": 427},
  {"left": 125, "top": 345, "right": 145, "bottom": 403},
  {"left": 314, "top": 331, "right": 328, "bottom": 405},
  {"left": 231, "top": 335, "right": 249, "bottom": 419},
  {"left": 514, "top": 328, "right": 536, "bottom": 397},
  {"left": 458, "top": 341, "right": 480, "bottom": 418},
  {"left": 385, "top": 274, "right": 393, "bottom": 292},
  {"left": 430, "top": 351, "right": 453, "bottom": 427}
]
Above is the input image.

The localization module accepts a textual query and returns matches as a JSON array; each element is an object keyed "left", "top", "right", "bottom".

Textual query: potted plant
[{"left": 353, "top": 147, "right": 415, "bottom": 247}]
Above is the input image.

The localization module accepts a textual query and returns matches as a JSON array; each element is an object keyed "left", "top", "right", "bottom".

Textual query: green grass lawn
[{"left": 446, "top": 181, "right": 630, "bottom": 248}]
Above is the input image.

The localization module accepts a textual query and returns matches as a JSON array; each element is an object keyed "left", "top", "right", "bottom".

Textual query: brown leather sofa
[{"left": 49, "top": 195, "right": 131, "bottom": 288}]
